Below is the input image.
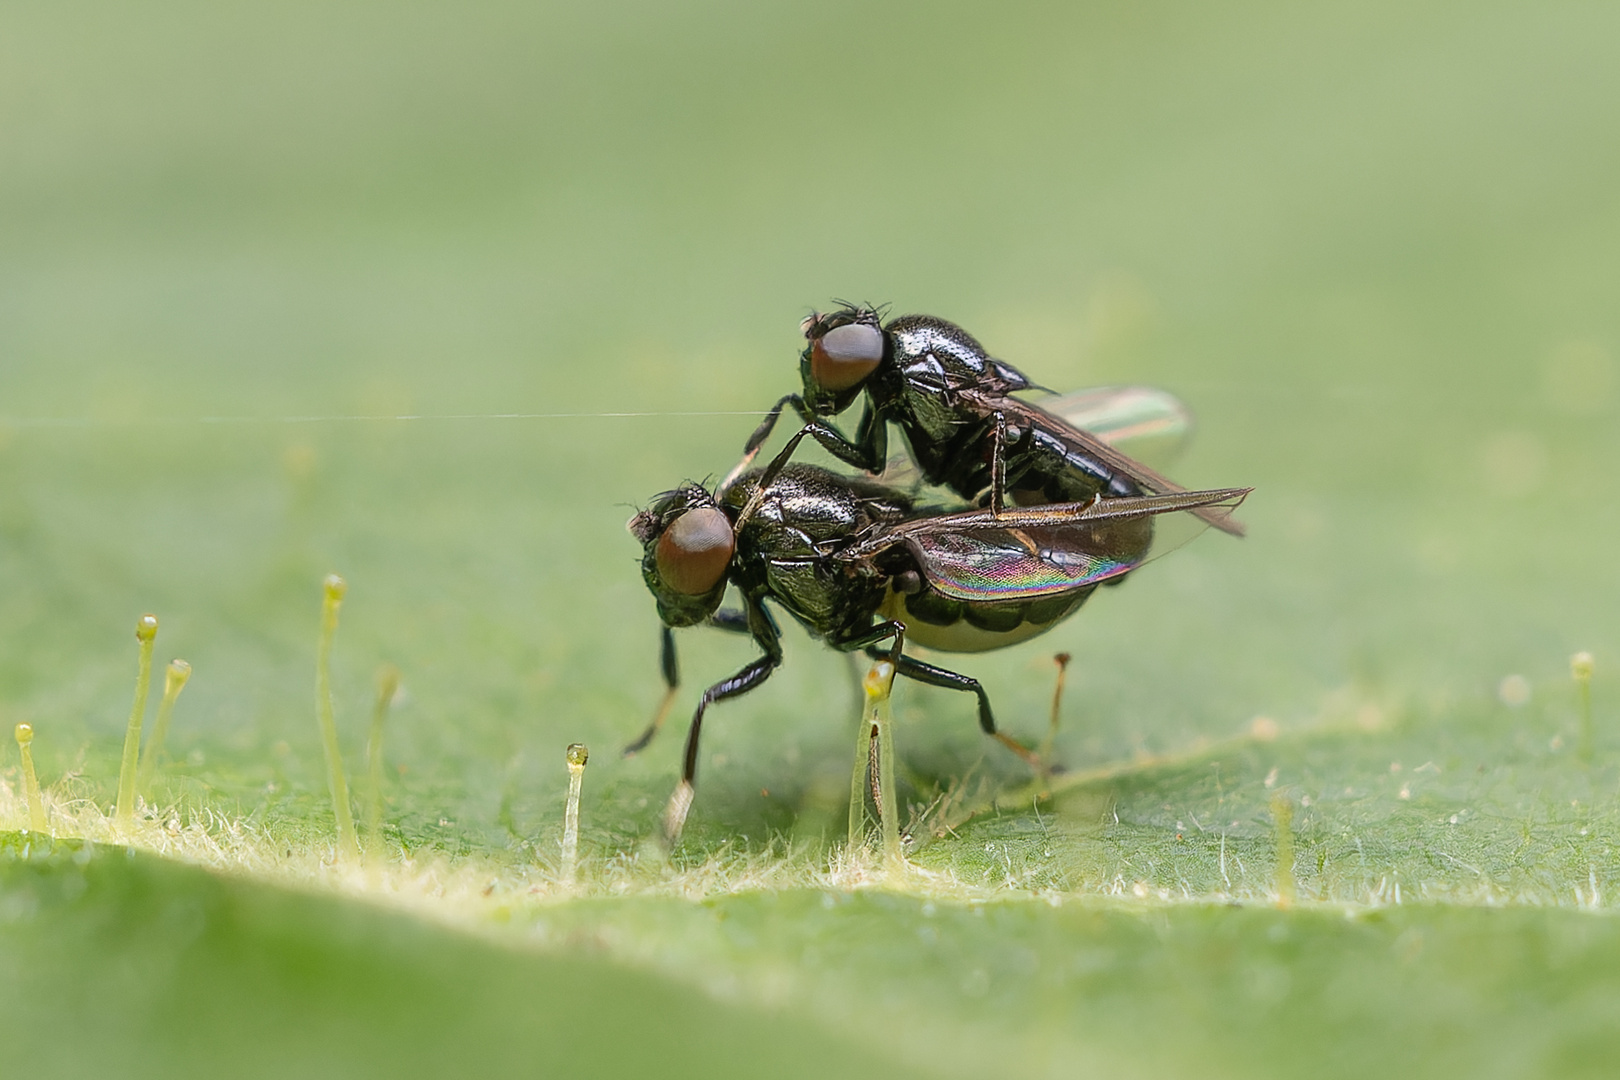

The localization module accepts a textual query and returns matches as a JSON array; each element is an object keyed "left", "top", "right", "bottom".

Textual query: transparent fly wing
[
  {"left": 879, "top": 488, "right": 1249, "bottom": 603},
  {"left": 878, "top": 384, "right": 1193, "bottom": 487},
  {"left": 1032, "top": 385, "right": 1193, "bottom": 469}
]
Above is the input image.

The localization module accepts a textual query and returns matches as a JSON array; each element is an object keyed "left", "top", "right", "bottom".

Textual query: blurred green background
[{"left": 3, "top": 0, "right": 1620, "bottom": 1076}]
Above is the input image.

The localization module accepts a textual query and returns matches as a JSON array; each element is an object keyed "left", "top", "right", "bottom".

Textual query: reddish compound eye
[
  {"left": 809, "top": 323, "right": 883, "bottom": 392},
  {"left": 655, "top": 507, "right": 734, "bottom": 594}
]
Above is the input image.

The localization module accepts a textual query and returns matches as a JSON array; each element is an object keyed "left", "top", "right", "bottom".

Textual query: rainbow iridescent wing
[
  {"left": 904, "top": 518, "right": 1153, "bottom": 601},
  {"left": 840, "top": 487, "right": 1250, "bottom": 603}
]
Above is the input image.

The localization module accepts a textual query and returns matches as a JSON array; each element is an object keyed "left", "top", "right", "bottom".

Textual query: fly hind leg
[{"left": 877, "top": 650, "right": 1042, "bottom": 769}]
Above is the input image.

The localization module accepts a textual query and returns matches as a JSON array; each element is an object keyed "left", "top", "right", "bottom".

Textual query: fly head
[
  {"left": 799, "top": 304, "right": 886, "bottom": 415},
  {"left": 628, "top": 484, "right": 734, "bottom": 627}
]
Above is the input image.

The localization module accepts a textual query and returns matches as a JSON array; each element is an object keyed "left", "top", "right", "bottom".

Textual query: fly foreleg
[
  {"left": 662, "top": 600, "right": 783, "bottom": 845},
  {"left": 625, "top": 612, "right": 757, "bottom": 757},
  {"left": 661, "top": 654, "right": 779, "bottom": 846},
  {"left": 734, "top": 417, "right": 872, "bottom": 528},
  {"left": 624, "top": 625, "right": 681, "bottom": 757},
  {"left": 723, "top": 394, "right": 807, "bottom": 489}
]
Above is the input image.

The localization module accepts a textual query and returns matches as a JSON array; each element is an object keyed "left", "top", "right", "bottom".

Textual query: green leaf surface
[
  {"left": 0, "top": 836, "right": 928, "bottom": 1080},
  {"left": 3, "top": 0, "right": 1620, "bottom": 1076}
]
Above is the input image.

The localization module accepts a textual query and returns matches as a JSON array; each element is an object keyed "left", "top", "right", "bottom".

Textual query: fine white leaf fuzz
[
  {"left": 15, "top": 722, "right": 47, "bottom": 833},
  {"left": 364, "top": 663, "right": 401, "bottom": 857},
  {"left": 115, "top": 614, "right": 159, "bottom": 827},
  {"left": 137, "top": 658, "right": 193, "bottom": 796},
  {"left": 562, "top": 743, "right": 589, "bottom": 884},
  {"left": 316, "top": 574, "right": 359, "bottom": 861}
]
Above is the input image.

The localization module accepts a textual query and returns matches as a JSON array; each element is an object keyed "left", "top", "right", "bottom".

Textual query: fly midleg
[{"left": 988, "top": 412, "right": 1009, "bottom": 516}]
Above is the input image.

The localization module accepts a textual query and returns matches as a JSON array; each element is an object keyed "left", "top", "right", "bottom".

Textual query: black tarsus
[
  {"left": 857, "top": 625, "right": 1038, "bottom": 765},
  {"left": 865, "top": 647, "right": 998, "bottom": 736},
  {"left": 741, "top": 395, "right": 887, "bottom": 496}
]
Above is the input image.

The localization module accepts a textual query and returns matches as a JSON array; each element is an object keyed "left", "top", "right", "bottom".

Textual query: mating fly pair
[{"left": 629, "top": 306, "right": 1251, "bottom": 843}]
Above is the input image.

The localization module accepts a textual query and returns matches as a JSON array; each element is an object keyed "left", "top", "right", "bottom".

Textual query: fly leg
[
  {"left": 985, "top": 411, "right": 1046, "bottom": 517},
  {"left": 988, "top": 412, "right": 1009, "bottom": 516},
  {"left": 722, "top": 394, "right": 805, "bottom": 489},
  {"left": 623, "top": 613, "right": 752, "bottom": 757},
  {"left": 877, "top": 650, "right": 1042, "bottom": 769},
  {"left": 662, "top": 600, "right": 783, "bottom": 846},
  {"left": 732, "top": 409, "right": 887, "bottom": 526},
  {"left": 623, "top": 626, "right": 681, "bottom": 757},
  {"left": 662, "top": 656, "right": 779, "bottom": 845}
]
